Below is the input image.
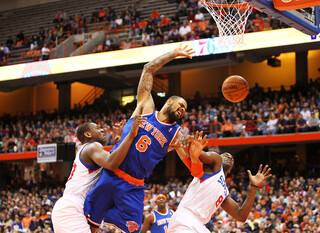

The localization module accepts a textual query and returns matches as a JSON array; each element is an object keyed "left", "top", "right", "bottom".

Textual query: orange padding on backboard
[
  {"left": 274, "top": 0, "right": 320, "bottom": 11},
  {"left": 1, "top": 133, "right": 320, "bottom": 161}
]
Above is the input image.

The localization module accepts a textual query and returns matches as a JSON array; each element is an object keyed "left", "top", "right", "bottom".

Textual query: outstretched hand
[
  {"left": 189, "top": 131, "right": 208, "bottom": 162},
  {"left": 112, "top": 120, "right": 126, "bottom": 144},
  {"left": 248, "top": 164, "right": 272, "bottom": 187},
  {"left": 130, "top": 116, "right": 147, "bottom": 137},
  {"left": 174, "top": 44, "right": 194, "bottom": 59}
]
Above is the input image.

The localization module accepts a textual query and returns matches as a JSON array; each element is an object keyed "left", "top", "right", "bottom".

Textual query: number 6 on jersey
[{"left": 136, "top": 135, "right": 151, "bottom": 152}]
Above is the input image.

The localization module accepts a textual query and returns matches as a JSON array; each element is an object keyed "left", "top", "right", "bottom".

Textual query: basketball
[{"left": 222, "top": 75, "right": 249, "bottom": 103}]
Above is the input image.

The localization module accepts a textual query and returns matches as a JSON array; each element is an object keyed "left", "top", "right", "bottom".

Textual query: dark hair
[{"left": 76, "top": 122, "right": 92, "bottom": 143}]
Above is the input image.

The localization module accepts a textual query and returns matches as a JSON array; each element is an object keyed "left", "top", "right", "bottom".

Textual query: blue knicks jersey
[
  {"left": 110, "top": 111, "right": 180, "bottom": 179},
  {"left": 150, "top": 209, "right": 174, "bottom": 233}
]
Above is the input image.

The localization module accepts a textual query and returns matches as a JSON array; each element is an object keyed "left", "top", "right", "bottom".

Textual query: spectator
[
  {"left": 140, "top": 32, "right": 150, "bottom": 47},
  {"left": 162, "top": 35, "right": 173, "bottom": 44},
  {"left": 0, "top": 45, "right": 6, "bottom": 66},
  {"left": 286, "top": 113, "right": 296, "bottom": 133},
  {"left": 233, "top": 117, "right": 243, "bottom": 136},
  {"left": 221, "top": 119, "right": 234, "bottom": 137},
  {"left": 301, "top": 104, "right": 311, "bottom": 121},
  {"left": 307, "top": 112, "right": 319, "bottom": 131},
  {"left": 195, "top": 9, "right": 205, "bottom": 22},
  {"left": 245, "top": 119, "right": 257, "bottom": 136},
  {"left": 104, "top": 34, "right": 112, "bottom": 51},
  {"left": 160, "top": 15, "right": 170, "bottom": 31},
  {"left": 12, "top": 216, "right": 23, "bottom": 232},
  {"left": 22, "top": 212, "right": 33, "bottom": 229},
  {"left": 129, "top": 19, "right": 139, "bottom": 38},
  {"left": 277, "top": 113, "right": 287, "bottom": 134},
  {"left": 154, "top": 24, "right": 164, "bottom": 40},
  {"left": 122, "top": 38, "right": 131, "bottom": 50},
  {"left": 98, "top": 8, "right": 106, "bottom": 22},
  {"left": 41, "top": 43, "right": 50, "bottom": 60},
  {"left": 267, "top": 113, "right": 278, "bottom": 135},
  {"left": 6, "top": 36, "right": 14, "bottom": 51},
  {"left": 16, "top": 30, "right": 25, "bottom": 42},
  {"left": 187, "top": 9, "right": 195, "bottom": 23},
  {"left": 188, "top": 31, "right": 200, "bottom": 40},
  {"left": 114, "top": 14, "right": 123, "bottom": 29},
  {"left": 130, "top": 39, "right": 138, "bottom": 48},
  {"left": 111, "top": 33, "right": 121, "bottom": 50},
  {"left": 296, "top": 114, "right": 308, "bottom": 132},
  {"left": 148, "top": 36, "right": 159, "bottom": 46},
  {"left": 150, "top": 9, "right": 160, "bottom": 19},
  {"left": 178, "top": 0, "right": 188, "bottom": 16},
  {"left": 189, "top": 120, "right": 200, "bottom": 134},
  {"left": 179, "top": 21, "right": 192, "bottom": 39},
  {"left": 170, "top": 13, "right": 180, "bottom": 28},
  {"left": 180, "top": 119, "right": 190, "bottom": 136},
  {"left": 255, "top": 118, "right": 267, "bottom": 135},
  {"left": 139, "top": 18, "right": 148, "bottom": 35},
  {"left": 168, "top": 25, "right": 179, "bottom": 42}
]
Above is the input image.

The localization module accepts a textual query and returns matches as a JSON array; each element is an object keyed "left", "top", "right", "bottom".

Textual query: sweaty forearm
[
  {"left": 107, "top": 133, "right": 135, "bottom": 170},
  {"left": 199, "top": 151, "right": 222, "bottom": 165},
  {"left": 237, "top": 186, "right": 258, "bottom": 222}
]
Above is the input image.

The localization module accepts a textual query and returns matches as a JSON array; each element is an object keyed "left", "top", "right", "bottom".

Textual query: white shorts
[
  {"left": 52, "top": 196, "right": 91, "bottom": 233},
  {"left": 168, "top": 209, "right": 210, "bottom": 233}
]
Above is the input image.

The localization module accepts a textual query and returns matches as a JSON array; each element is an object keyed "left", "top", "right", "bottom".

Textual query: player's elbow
[
  {"left": 107, "top": 162, "right": 119, "bottom": 171},
  {"left": 235, "top": 216, "right": 248, "bottom": 222},
  {"left": 143, "top": 62, "right": 155, "bottom": 73}
]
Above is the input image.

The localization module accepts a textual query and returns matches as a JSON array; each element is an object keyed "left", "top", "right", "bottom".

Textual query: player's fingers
[
  {"left": 264, "top": 168, "right": 271, "bottom": 176},
  {"left": 195, "top": 131, "right": 199, "bottom": 140},
  {"left": 202, "top": 141, "right": 208, "bottom": 149},
  {"left": 247, "top": 170, "right": 252, "bottom": 178},
  {"left": 266, "top": 174, "right": 272, "bottom": 179},
  {"left": 262, "top": 165, "right": 268, "bottom": 174},
  {"left": 203, "top": 134, "right": 208, "bottom": 141},
  {"left": 258, "top": 164, "right": 263, "bottom": 173},
  {"left": 199, "top": 131, "right": 203, "bottom": 140}
]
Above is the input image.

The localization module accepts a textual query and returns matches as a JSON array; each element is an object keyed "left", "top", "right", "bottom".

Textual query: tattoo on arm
[
  {"left": 138, "top": 51, "right": 177, "bottom": 95},
  {"left": 144, "top": 51, "right": 177, "bottom": 73}
]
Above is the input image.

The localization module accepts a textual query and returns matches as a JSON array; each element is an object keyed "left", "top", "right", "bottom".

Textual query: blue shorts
[{"left": 84, "top": 169, "right": 145, "bottom": 233}]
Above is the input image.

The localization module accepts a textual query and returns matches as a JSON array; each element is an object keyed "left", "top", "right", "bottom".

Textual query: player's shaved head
[
  {"left": 166, "top": 95, "right": 185, "bottom": 104},
  {"left": 76, "top": 122, "right": 93, "bottom": 143}
]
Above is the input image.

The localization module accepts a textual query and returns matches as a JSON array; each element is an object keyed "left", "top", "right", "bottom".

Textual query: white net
[{"left": 200, "top": 0, "right": 253, "bottom": 46}]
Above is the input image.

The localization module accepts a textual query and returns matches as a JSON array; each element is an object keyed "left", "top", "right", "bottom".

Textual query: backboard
[{"left": 244, "top": 0, "right": 320, "bottom": 35}]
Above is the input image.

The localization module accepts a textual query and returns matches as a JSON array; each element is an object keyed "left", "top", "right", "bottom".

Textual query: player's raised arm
[
  {"left": 132, "top": 44, "right": 194, "bottom": 117},
  {"left": 221, "top": 164, "right": 272, "bottom": 222},
  {"left": 86, "top": 116, "right": 146, "bottom": 171}
]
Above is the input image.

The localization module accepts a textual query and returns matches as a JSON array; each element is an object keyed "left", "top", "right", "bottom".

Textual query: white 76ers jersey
[
  {"left": 176, "top": 167, "right": 229, "bottom": 224},
  {"left": 63, "top": 143, "right": 102, "bottom": 202}
]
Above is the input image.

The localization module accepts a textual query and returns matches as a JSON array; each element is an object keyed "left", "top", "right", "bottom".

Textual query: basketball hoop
[{"left": 199, "top": 0, "right": 254, "bottom": 46}]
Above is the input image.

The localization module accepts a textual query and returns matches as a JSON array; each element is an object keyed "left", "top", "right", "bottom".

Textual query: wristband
[
  {"left": 251, "top": 184, "right": 259, "bottom": 189},
  {"left": 191, "top": 161, "right": 204, "bottom": 178}
]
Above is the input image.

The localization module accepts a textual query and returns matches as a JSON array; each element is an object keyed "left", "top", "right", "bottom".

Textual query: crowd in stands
[
  {"left": 1, "top": 80, "right": 320, "bottom": 154},
  {"left": 0, "top": 159, "right": 319, "bottom": 232},
  {"left": 91, "top": 1, "right": 289, "bottom": 52},
  {"left": 0, "top": 0, "right": 291, "bottom": 65}
]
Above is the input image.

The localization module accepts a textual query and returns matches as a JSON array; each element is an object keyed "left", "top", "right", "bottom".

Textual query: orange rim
[{"left": 199, "top": 0, "right": 261, "bottom": 11}]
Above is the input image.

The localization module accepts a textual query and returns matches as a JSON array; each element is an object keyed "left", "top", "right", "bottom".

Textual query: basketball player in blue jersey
[
  {"left": 84, "top": 44, "right": 208, "bottom": 233},
  {"left": 140, "top": 194, "right": 174, "bottom": 233}
]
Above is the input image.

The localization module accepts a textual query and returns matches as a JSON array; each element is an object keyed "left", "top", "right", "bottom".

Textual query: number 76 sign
[{"left": 192, "top": 38, "right": 234, "bottom": 56}]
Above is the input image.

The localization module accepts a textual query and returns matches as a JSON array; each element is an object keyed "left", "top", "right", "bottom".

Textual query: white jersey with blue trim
[
  {"left": 63, "top": 143, "right": 102, "bottom": 202},
  {"left": 172, "top": 167, "right": 229, "bottom": 224}
]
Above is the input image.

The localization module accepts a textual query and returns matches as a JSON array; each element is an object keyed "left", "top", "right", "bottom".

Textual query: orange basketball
[{"left": 222, "top": 75, "right": 249, "bottom": 103}]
